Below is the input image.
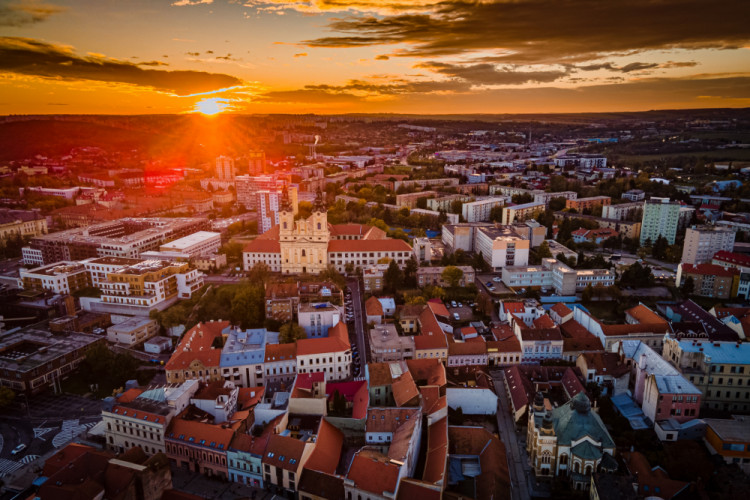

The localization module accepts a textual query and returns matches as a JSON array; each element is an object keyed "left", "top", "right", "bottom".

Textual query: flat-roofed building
[
  {"left": 565, "top": 196, "right": 611, "bottom": 212},
  {"left": 395, "top": 190, "right": 439, "bottom": 209},
  {"left": 461, "top": 197, "right": 506, "bottom": 222},
  {"left": 533, "top": 191, "right": 577, "bottom": 206},
  {"left": 474, "top": 226, "right": 530, "bottom": 271},
  {"left": 703, "top": 416, "right": 750, "bottom": 473},
  {"left": 602, "top": 201, "right": 643, "bottom": 221},
  {"left": 19, "top": 261, "right": 90, "bottom": 295},
  {"left": 676, "top": 263, "right": 740, "bottom": 299},
  {"left": 641, "top": 197, "right": 681, "bottom": 245},
  {"left": 575, "top": 269, "right": 615, "bottom": 290},
  {"left": 159, "top": 231, "right": 221, "bottom": 257},
  {"left": 363, "top": 263, "right": 389, "bottom": 293},
  {"left": 681, "top": 225, "right": 736, "bottom": 265},
  {"left": 370, "top": 324, "right": 415, "bottom": 363},
  {"left": 107, "top": 317, "right": 159, "bottom": 346},
  {"left": 501, "top": 201, "right": 545, "bottom": 225}
]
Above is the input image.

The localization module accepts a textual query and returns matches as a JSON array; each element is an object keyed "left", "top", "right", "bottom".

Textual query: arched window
[
  {"left": 302, "top": 249, "right": 306, "bottom": 257},
  {"left": 585, "top": 465, "right": 593, "bottom": 475},
  {"left": 317, "top": 222, "right": 322, "bottom": 230},
  {"left": 574, "top": 462, "right": 580, "bottom": 473},
  {"left": 541, "top": 451, "right": 552, "bottom": 464},
  {"left": 559, "top": 454, "right": 568, "bottom": 465}
]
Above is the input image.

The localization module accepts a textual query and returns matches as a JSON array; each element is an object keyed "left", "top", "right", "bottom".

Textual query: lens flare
[{"left": 194, "top": 97, "right": 230, "bottom": 115}]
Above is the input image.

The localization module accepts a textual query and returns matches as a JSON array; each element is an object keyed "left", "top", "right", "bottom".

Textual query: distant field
[{"left": 621, "top": 149, "right": 750, "bottom": 162}]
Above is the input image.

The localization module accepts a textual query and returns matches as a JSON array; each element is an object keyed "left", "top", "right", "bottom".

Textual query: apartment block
[
  {"left": 107, "top": 317, "right": 159, "bottom": 346},
  {"left": 640, "top": 198, "right": 681, "bottom": 245},
  {"left": 256, "top": 190, "right": 282, "bottom": 234},
  {"left": 565, "top": 196, "right": 611, "bottom": 212},
  {"left": 369, "top": 324, "right": 415, "bottom": 362},
  {"left": 461, "top": 197, "right": 506, "bottom": 222},
  {"left": 474, "top": 226, "right": 530, "bottom": 271},
  {"left": 416, "top": 265, "right": 475, "bottom": 288},
  {"left": 19, "top": 261, "right": 90, "bottom": 295},
  {"left": 501, "top": 201, "right": 545, "bottom": 225},
  {"left": 676, "top": 263, "right": 740, "bottom": 299},
  {"left": 601, "top": 202, "right": 643, "bottom": 221},
  {"left": 681, "top": 225, "right": 736, "bottom": 265},
  {"left": 533, "top": 191, "right": 577, "bottom": 206},
  {"left": 159, "top": 231, "right": 221, "bottom": 258},
  {"left": 395, "top": 190, "right": 439, "bottom": 209}
]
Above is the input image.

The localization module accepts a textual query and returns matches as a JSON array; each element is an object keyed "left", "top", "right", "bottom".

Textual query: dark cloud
[
  {"left": 0, "top": 0, "right": 65, "bottom": 27},
  {"left": 375, "top": 55, "right": 389, "bottom": 60},
  {"left": 206, "top": 50, "right": 214, "bottom": 54},
  {"left": 137, "top": 60, "right": 169, "bottom": 67},
  {"left": 186, "top": 51, "right": 200, "bottom": 56},
  {"left": 576, "top": 60, "right": 699, "bottom": 73},
  {"left": 302, "top": 0, "right": 750, "bottom": 64},
  {"left": 416, "top": 61, "right": 567, "bottom": 84},
  {"left": 0, "top": 37, "right": 243, "bottom": 95}
]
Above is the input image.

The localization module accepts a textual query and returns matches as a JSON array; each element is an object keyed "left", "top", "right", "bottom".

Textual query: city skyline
[{"left": 1, "top": 0, "right": 749, "bottom": 115}]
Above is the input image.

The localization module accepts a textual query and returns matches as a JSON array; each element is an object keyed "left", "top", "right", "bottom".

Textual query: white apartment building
[
  {"left": 256, "top": 191, "right": 281, "bottom": 234},
  {"left": 575, "top": 269, "right": 616, "bottom": 290},
  {"left": 19, "top": 261, "right": 89, "bottom": 295},
  {"left": 681, "top": 225, "right": 736, "bottom": 265},
  {"left": 602, "top": 202, "right": 643, "bottom": 221},
  {"left": 474, "top": 226, "right": 530, "bottom": 271},
  {"left": 533, "top": 191, "right": 577, "bottom": 206},
  {"left": 461, "top": 197, "right": 506, "bottom": 222},
  {"left": 159, "top": 231, "right": 221, "bottom": 257},
  {"left": 641, "top": 197, "right": 681, "bottom": 245},
  {"left": 298, "top": 302, "right": 342, "bottom": 338},
  {"left": 107, "top": 317, "right": 159, "bottom": 346},
  {"left": 501, "top": 201, "right": 545, "bottom": 225}
]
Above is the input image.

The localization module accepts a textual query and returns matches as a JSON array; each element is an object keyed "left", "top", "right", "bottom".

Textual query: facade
[
  {"left": 165, "top": 416, "right": 234, "bottom": 479},
  {"left": 565, "top": 196, "right": 611, "bottom": 212},
  {"left": 165, "top": 321, "right": 230, "bottom": 384},
  {"left": 462, "top": 197, "right": 506, "bottom": 222},
  {"left": 265, "top": 283, "right": 299, "bottom": 322},
  {"left": 640, "top": 198, "right": 681, "bottom": 245},
  {"left": 159, "top": 231, "right": 221, "bottom": 257},
  {"left": 363, "top": 264, "right": 388, "bottom": 293},
  {"left": 395, "top": 190, "right": 439, "bottom": 209},
  {"left": 534, "top": 191, "right": 577, "bottom": 206},
  {"left": 0, "top": 208, "right": 48, "bottom": 241},
  {"left": 601, "top": 202, "right": 643, "bottom": 221},
  {"left": 502, "top": 201, "right": 545, "bottom": 225},
  {"left": 527, "top": 392, "right": 616, "bottom": 490},
  {"left": 216, "top": 155, "right": 235, "bottom": 181},
  {"left": 703, "top": 416, "right": 750, "bottom": 473},
  {"left": 295, "top": 322, "right": 352, "bottom": 382},
  {"left": 264, "top": 342, "right": 297, "bottom": 388},
  {"left": 256, "top": 190, "right": 282, "bottom": 234},
  {"left": 681, "top": 225, "right": 736, "bottom": 265},
  {"left": 298, "top": 302, "right": 342, "bottom": 338},
  {"left": 622, "top": 189, "right": 646, "bottom": 201},
  {"left": 262, "top": 434, "right": 314, "bottom": 494},
  {"left": 474, "top": 226, "right": 530, "bottom": 271},
  {"left": 19, "top": 261, "right": 90, "bottom": 295},
  {"left": 662, "top": 338, "right": 750, "bottom": 412},
  {"left": 676, "top": 263, "right": 740, "bottom": 299},
  {"left": 220, "top": 327, "right": 276, "bottom": 387},
  {"left": 107, "top": 317, "right": 159, "bottom": 346},
  {"left": 416, "top": 266, "right": 475, "bottom": 288},
  {"left": 103, "top": 380, "right": 199, "bottom": 455}
]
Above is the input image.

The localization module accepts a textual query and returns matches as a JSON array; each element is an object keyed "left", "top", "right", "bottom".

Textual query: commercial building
[
  {"left": 640, "top": 198, "right": 681, "bottom": 245},
  {"left": 159, "top": 231, "right": 221, "bottom": 258},
  {"left": 565, "top": 196, "right": 611, "bottom": 212},
  {"left": 0, "top": 323, "right": 105, "bottom": 394},
  {"left": 681, "top": 225, "right": 736, "bottom": 265},
  {"left": 107, "top": 317, "right": 159, "bottom": 346},
  {"left": 416, "top": 265, "right": 475, "bottom": 288},
  {"left": 103, "top": 380, "right": 199, "bottom": 455},
  {"left": 25, "top": 217, "right": 208, "bottom": 265},
  {"left": 662, "top": 338, "right": 750, "bottom": 412},
  {"left": 501, "top": 201, "right": 545, "bottom": 225},
  {"left": 461, "top": 197, "right": 506, "bottom": 222}
]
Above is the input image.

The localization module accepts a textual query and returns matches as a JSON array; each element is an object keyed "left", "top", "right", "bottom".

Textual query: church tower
[{"left": 278, "top": 189, "right": 330, "bottom": 274}]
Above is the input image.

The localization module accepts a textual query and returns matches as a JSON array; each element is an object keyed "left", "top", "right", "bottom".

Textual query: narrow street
[
  {"left": 347, "top": 277, "right": 368, "bottom": 371},
  {"left": 492, "top": 371, "right": 532, "bottom": 500}
]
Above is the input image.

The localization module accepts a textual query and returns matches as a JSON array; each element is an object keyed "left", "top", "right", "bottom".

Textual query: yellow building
[{"left": 278, "top": 205, "right": 330, "bottom": 275}]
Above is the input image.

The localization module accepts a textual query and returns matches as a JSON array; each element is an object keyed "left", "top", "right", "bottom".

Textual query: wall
[{"left": 446, "top": 388, "right": 498, "bottom": 415}]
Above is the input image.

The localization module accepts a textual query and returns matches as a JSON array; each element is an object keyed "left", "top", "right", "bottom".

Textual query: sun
[{"left": 194, "top": 97, "right": 229, "bottom": 115}]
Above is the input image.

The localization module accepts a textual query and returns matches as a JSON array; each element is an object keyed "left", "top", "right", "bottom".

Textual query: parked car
[
  {"left": 453, "top": 313, "right": 460, "bottom": 321},
  {"left": 11, "top": 444, "right": 26, "bottom": 456},
  {"left": 493, "top": 277, "right": 501, "bottom": 282},
  {"left": 486, "top": 282, "right": 493, "bottom": 287},
  {"left": 457, "top": 302, "right": 463, "bottom": 308}
]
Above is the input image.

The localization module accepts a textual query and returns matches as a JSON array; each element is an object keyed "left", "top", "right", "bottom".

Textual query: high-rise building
[
  {"left": 215, "top": 156, "right": 235, "bottom": 181},
  {"left": 640, "top": 198, "right": 681, "bottom": 245},
  {"left": 247, "top": 150, "right": 267, "bottom": 175},
  {"left": 681, "top": 225, "right": 736, "bottom": 265},
  {"left": 256, "top": 190, "right": 281, "bottom": 234}
]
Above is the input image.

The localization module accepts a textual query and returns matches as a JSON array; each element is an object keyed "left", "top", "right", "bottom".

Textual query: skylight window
[{"left": 268, "top": 452, "right": 274, "bottom": 458}]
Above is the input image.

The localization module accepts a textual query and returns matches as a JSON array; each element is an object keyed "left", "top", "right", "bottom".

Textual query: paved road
[
  {"left": 491, "top": 372, "right": 531, "bottom": 500},
  {"left": 347, "top": 277, "right": 368, "bottom": 372}
]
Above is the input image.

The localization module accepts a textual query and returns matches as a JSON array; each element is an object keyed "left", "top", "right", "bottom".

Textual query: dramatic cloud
[
  {"left": 0, "top": 0, "right": 65, "bottom": 27},
  {"left": 243, "top": 0, "right": 444, "bottom": 15},
  {"left": 0, "top": 37, "right": 243, "bottom": 95},
  {"left": 416, "top": 61, "right": 567, "bottom": 85},
  {"left": 575, "top": 60, "right": 699, "bottom": 73},
  {"left": 301, "top": 0, "right": 750, "bottom": 64}
]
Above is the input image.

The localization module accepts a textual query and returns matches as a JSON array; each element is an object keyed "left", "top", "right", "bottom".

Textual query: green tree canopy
[
  {"left": 279, "top": 322, "right": 307, "bottom": 344},
  {"left": 441, "top": 265, "right": 464, "bottom": 288}
]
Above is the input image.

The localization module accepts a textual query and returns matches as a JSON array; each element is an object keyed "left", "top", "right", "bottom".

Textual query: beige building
[
  {"left": 278, "top": 207, "right": 329, "bottom": 274},
  {"left": 369, "top": 324, "right": 415, "bottom": 362},
  {"left": 502, "top": 201, "right": 545, "bottom": 225},
  {"left": 107, "top": 317, "right": 159, "bottom": 346},
  {"left": 20, "top": 261, "right": 90, "bottom": 295},
  {"left": 416, "top": 265, "right": 475, "bottom": 288},
  {"left": 395, "top": 190, "right": 439, "bottom": 209},
  {"left": 565, "top": 196, "right": 611, "bottom": 212},
  {"left": 681, "top": 225, "right": 736, "bottom": 265},
  {"left": 363, "top": 264, "right": 388, "bottom": 293},
  {"left": 663, "top": 338, "right": 750, "bottom": 412},
  {"left": 676, "top": 263, "right": 740, "bottom": 299},
  {"left": 0, "top": 209, "right": 47, "bottom": 241}
]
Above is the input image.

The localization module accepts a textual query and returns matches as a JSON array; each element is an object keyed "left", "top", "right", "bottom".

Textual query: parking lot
[
  {"left": 446, "top": 303, "right": 474, "bottom": 322},
  {"left": 475, "top": 274, "right": 513, "bottom": 295}
]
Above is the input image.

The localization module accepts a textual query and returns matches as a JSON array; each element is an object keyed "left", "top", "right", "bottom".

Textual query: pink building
[{"left": 165, "top": 417, "right": 234, "bottom": 478}]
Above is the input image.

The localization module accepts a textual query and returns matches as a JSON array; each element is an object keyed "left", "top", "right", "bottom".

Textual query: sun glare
[{"left": 194, "top": 97, "right": 229, "bottom": 115}]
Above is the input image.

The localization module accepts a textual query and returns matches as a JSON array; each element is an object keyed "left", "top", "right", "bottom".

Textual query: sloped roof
[
  {"left": 681, "top": 263, "right": 739, "bottom": 278},
  {"left": 305, "top": 419, "right": 344, "bottom": 474},
  {"left": 448, "top": 426, "right": 511, "bottom": 500},
  {"left": 243, "top": 238, "right": 281, "bottom": 253},
  {"left": 551, "top": 302, "right": 573, "bottom": 320},
  {"left": 427, "top": 300, "right": 450, "bottom": 318},
  {"left": 346, "top": 449, "right": 401, "bottom": 496},
  {"left": 448, "top": 341, "right": 487, "bottom": 357},
  {"left": 263, "top": 434, "right": 306, "bottom": 471},
  {"left": 365, "top": 296, "right": 384, "bottom": 317},
  {"left": 327, "top": 238, "right": 412, "bottom": 253},
  {"left": 406, "top": 358, "right": 447, "bottom": 387},
  {"left": 551, "top": 392, "right": 615, "bottom": 448},
  {"left": 265, "top": 342, "right": 296, "bottom": 363},
  {"left": 423, "top": 416, "right": 448, "bottom": 485},
  {"left": 165, "top": 321, "right": 229, "bottom": 372},
  {"left": 533, "top": 315, "right": 556, "bottom": 329},
  {"left": 392, "top": 371, "right": 420, "bottom": 407},
  {"left": 623, "top": 451, "right": 689, "bottom": 500},
  {"left": 625, "top": 304, "right": 667, "bottom": 325},
  {"left": 299, "top": 469, "right": 345, "bottom": 500}
]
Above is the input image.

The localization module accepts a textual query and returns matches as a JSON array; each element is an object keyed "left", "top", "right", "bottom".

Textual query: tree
[
  {"left": 471, "top": 252, "right": 489, "bottom": 272},
  {"left": 279, "top": 322, "right": 307, "bottom": 344},
  {"left": 403, "top": 256, "right": 419, "bottom": 288},
  {"left": 246, "top": 262, "right": 270, "bottom": 286},
  {"left": 582, "top": 284, "right": 594, "bottom": 302},
  {"left": 330, "top": 389, "right": 347, "bottom": 416},
  {"left": 489, "top": 205, "right": 504, "bottom": 223},
  {"left": 220, "top": 241, "right": 244, "bottom": 261},
  {"left": 384, "top": 260, "right": 403, "bottom": 294},
  {"left": 0, "top": 386, "right": 15, "bottom": 407},
  {"left": 230, "top": 284, "right": 265, "bottom": 329},
  {"left": 450, "top": 200, "right": 463, "bottom": 215},
  {"left": 681, "top": 276, "right": 695, "bottom": 296},
  {"left": 548, "top": 197, "right": 567, "bottom": 212},
  {"left": 319, "top": 264, "right": 346, "bottom": 289},
  {"left": 652, "top": 235, "right": 669, "bottom": 260},
  {"left": 536, "top": 241, "right": 552, "bottom": 260},
  {"left": 441, "top": 265, "right": 464, "bottom": 288}
]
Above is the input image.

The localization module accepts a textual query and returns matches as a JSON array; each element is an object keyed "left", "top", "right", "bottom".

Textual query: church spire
[{"left": 314, "top": 188, "right": 326, "bottom": 212}]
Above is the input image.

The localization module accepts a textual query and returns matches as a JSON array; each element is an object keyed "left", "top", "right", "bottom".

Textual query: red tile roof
[
  {"left": 423, "top": 416, "right": 448, "bottom": 485},
  {"left": 486, "top": 338, "right": 522, "bottom": 353},
  {"left": 502, "top": 302, "right": 525, "bottom": 314},
  {"left": 713, "top": 250, "right": 750, "bottom": 267},
  {"left": 427, "top": 300, "right": 450, "bottom": 318},
  {"left": 167, "top": 416, "right": 235, "bottom": 451},
  {"left": 392, "top": 371, "right": 420, "bottom": 407},
  {"left": 165, "top": 321, "right": 229, "bottom": 372},
  {"left": 327, "top": 238, "right": 412, "bottom": 253},
  {"left": 448, "top": 426, "right": 511, "bottom": 500},
  {"left": 550, "top": 302, "right": 573, "bottom": 320},
  {"left": 243, "top": 238, "right": 281, "bottom": 253},
  {"left": 111, "top": 405, "right": 166, "bottom": 425},
  {"left": 263, "top": 434, "right": 307, "bottom": 472},
  {"left": 626, "top": 304, "right": 668, "bottom": 325},
  {"left": 305, "top": 419, "right": 344, "bottom": 474},
  {"left": 533, "top": 315, "right": 555, "bottom": 329},
  {"left": 681, "top": 263, "right": 740, "bottom": 278},
  {"left": 448, "top": 341, "right": 487, "bottom": 356},
  {"left": 623, "top": 451, "right": 689, "bottom": 500},
  {"left": 491, "top": 324, "right": 515, "bottom": 341},
  {"left": 406, "top": 358, "right": 447, "bottom": 387},
  {"left": 296, "top": 323, "right": 350, "bottom": 356},
  {"left": 365, "top": 296, "right": 384, "bottom": 317},
  {"left": 347, "top": 449, "right": 401, "bottom": 495},
  {"left": 396, "top": 479, "right": 442, "bottom": 500},
  {"left": 414, "top": 333, "right": 448, "bottom": 351},
  {"left": 264, "top": 342, "right": 296, "bottom": 363}
]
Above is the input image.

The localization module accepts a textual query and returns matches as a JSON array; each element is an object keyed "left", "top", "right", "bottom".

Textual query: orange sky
[{"left": 1, "top": 0, "right": 749, "bottom": 114}]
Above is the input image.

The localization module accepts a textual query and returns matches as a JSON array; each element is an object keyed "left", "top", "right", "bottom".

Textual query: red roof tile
[
  {"left": 423, "top": 416, "right": 448, "bottom": 485},
  {"left": 392, "top": 371, "right": 420, "bottom": 407},
  {"left": 533, "top": 315, "right": 555, "bottom": 329},
  {"left": 347, "top": 450, "right": 401, "bottom": 495},
  {"left": 681, "top": 262, "right": 740, "bottom": 278},
  {"left": 713, "top": 250, "right": 750, "bottom": 267},
  {"left": 406, "top": 358, "right": 447, "bottom": 387},
  {"left": 327, "top": 238, "right": 412, "bottom": 253},
  {"left": 243, "top": 238, "right": 281, "bottom": 253},
  {"left": 305, "top": 419, "right": 344, "bottom": 474},
  {"left": 263, "top": 434, "right": 307, "bottom": 472},
  {"left": 625, "top": 304, "right": 667, "bottom": 325},
  {"left": 165, "top": 321, "right": 229, "bottom": 372},
  {"left": 550, "top": 302, "right": 573, "bottom": 320},
  {"left": 365, "top": 296, "right": 384, "bottom": 316},
  {"left": 264, "top": 342, "right": 296, "bottom": 363}
]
